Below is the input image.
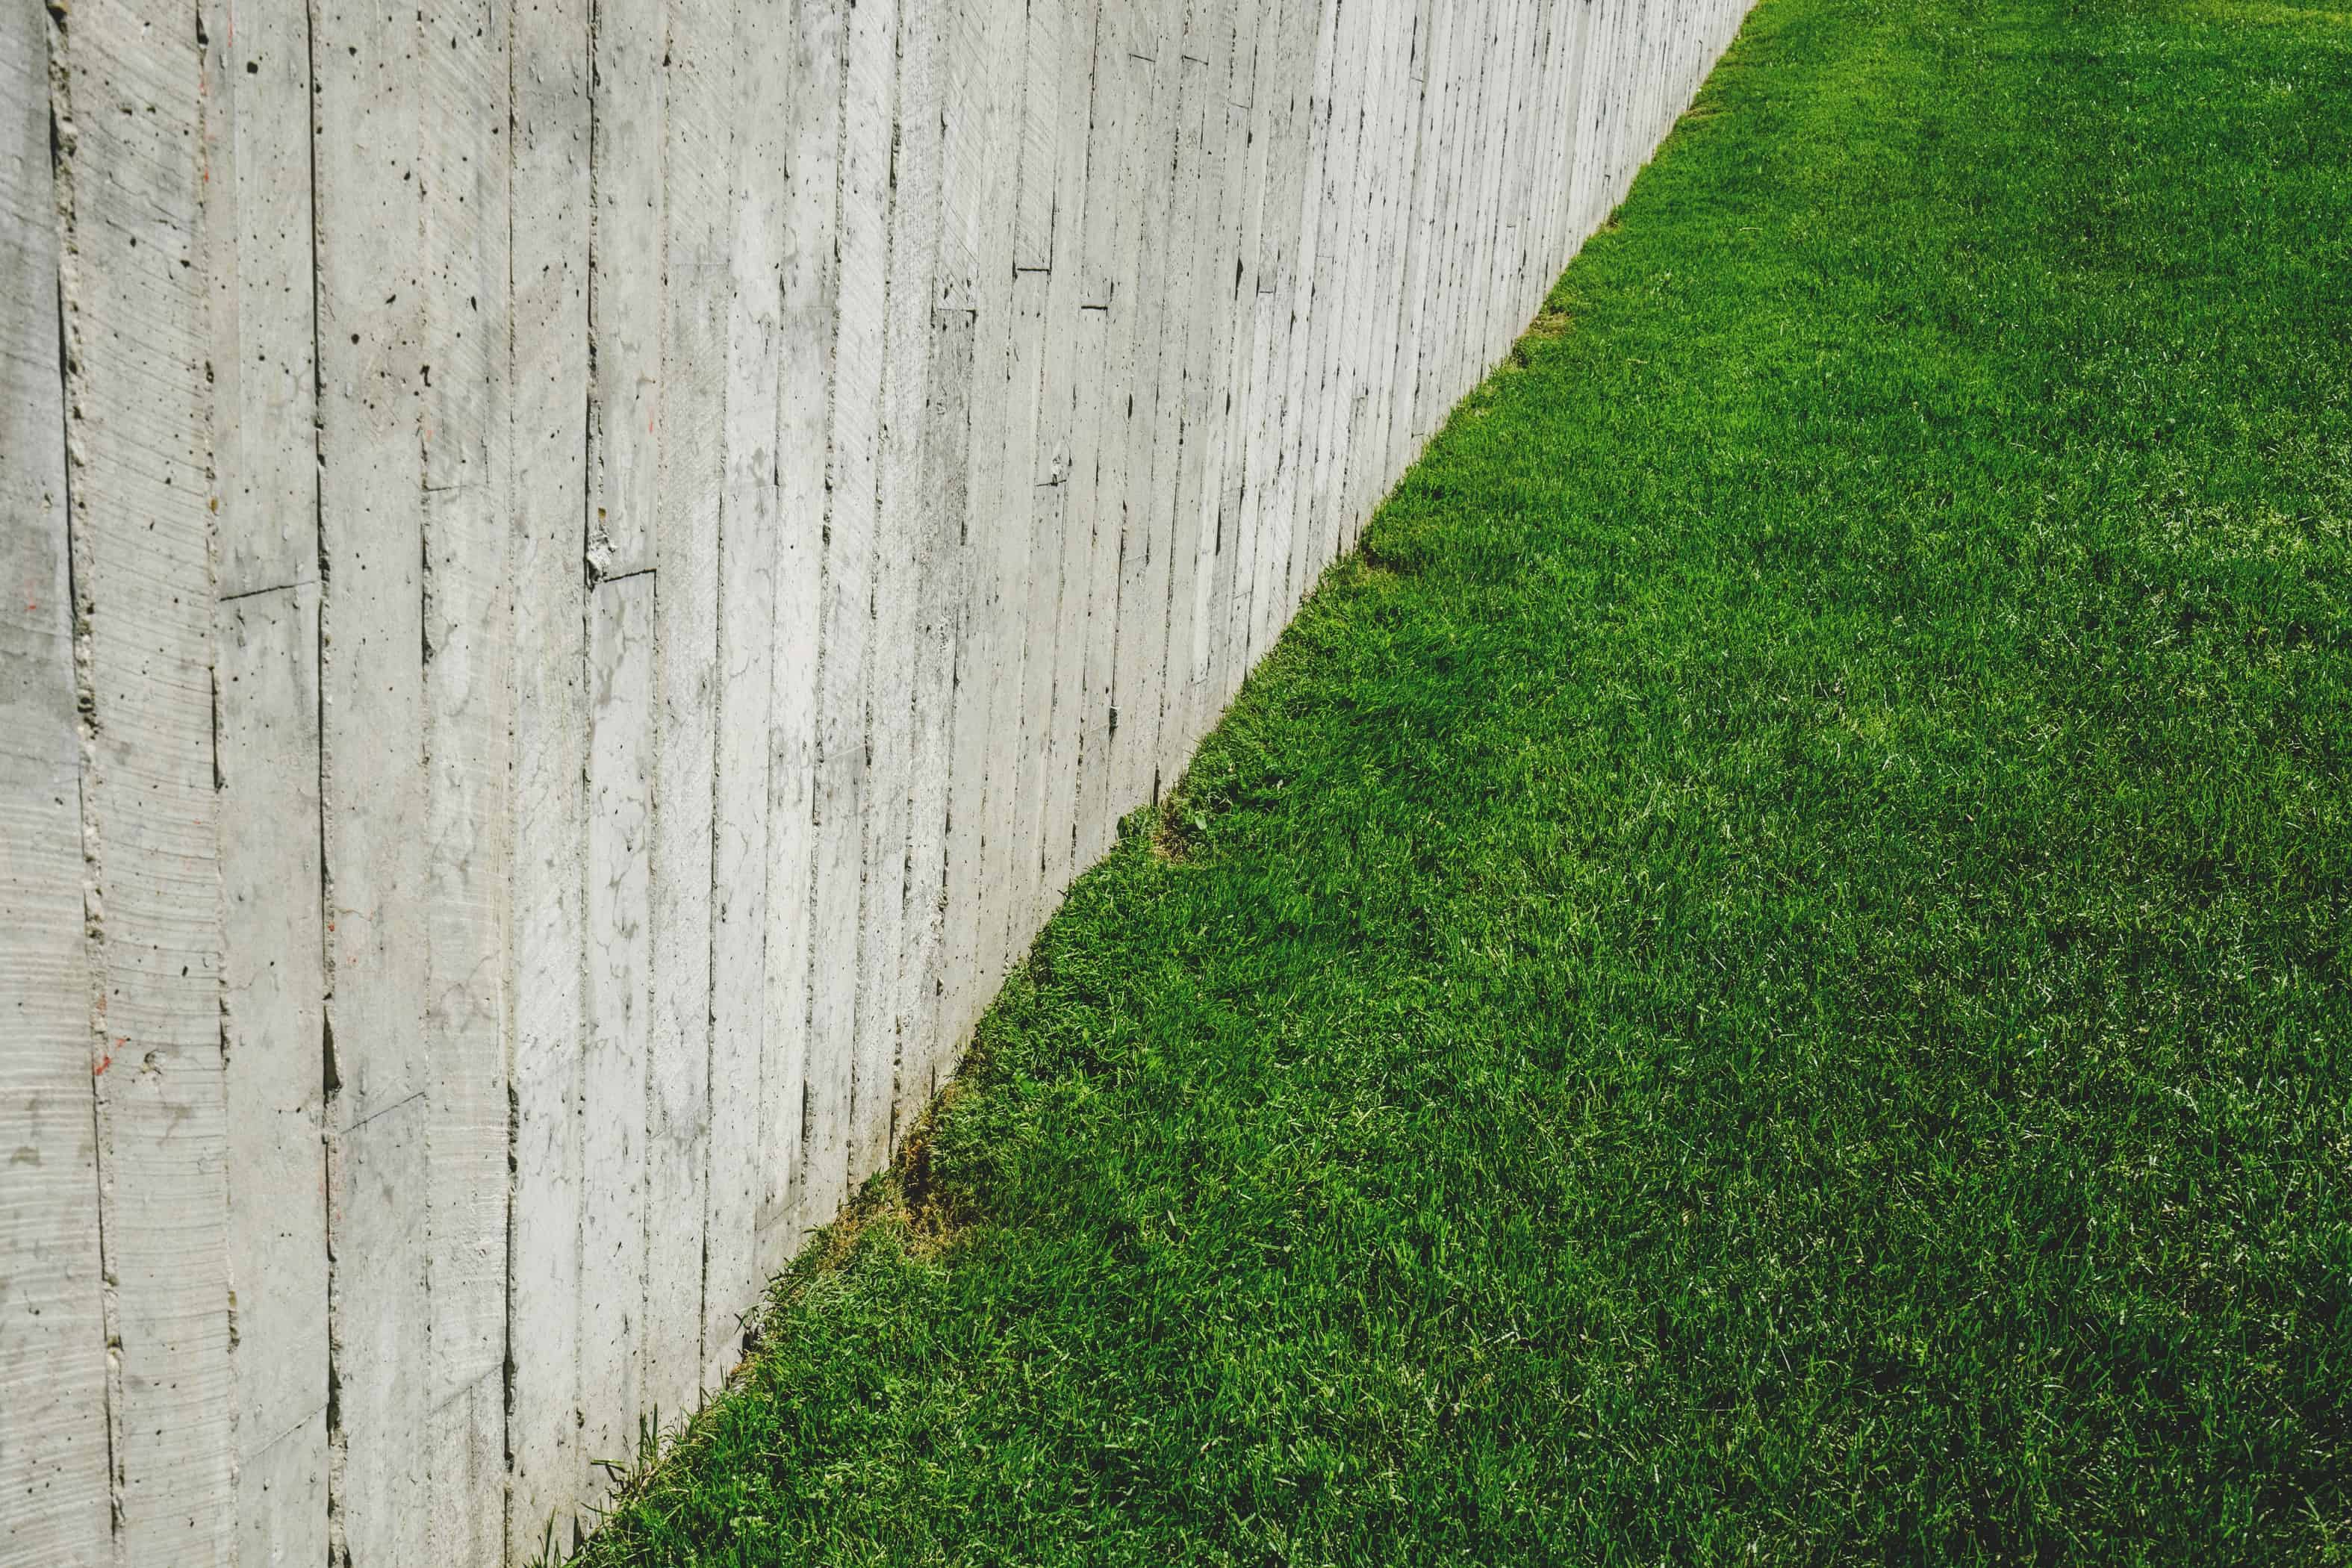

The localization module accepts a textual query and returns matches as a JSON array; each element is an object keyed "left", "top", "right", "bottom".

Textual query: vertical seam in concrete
[
  {"left": 299, "top": 0, "right": 345, "bottom": 1556},
  {"left": 575, "top": 0, "right": 602, "bottom": 1549},
  {"left": 866, "top": 0, "right": 906, "bottom": 1160},
  {"left": 638, "top": 0, "right": 673, "bottom": 1452},
  {"left": 692, "top": 1, "right": 728, "bottom": 1413},
  {"left": 46, "top": 4, "right": 125, "bottom": 1550},
  {"left": 193, "top": 0, "right": 240, "bottom": 1540},
  {"left": 499, "top": 0, "right": 522, "bottom": 1541},
  {"left": 799, "top": 0, "right": 851, "bottom": 1231}
]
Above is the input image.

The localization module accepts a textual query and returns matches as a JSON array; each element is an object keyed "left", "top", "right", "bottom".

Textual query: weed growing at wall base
[{"left": 571, "top": 0, "right": 2352, "bottom": 1559}]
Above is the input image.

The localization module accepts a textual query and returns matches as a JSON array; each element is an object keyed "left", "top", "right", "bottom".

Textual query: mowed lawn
[{"left": 573, "top": 0, "right": 2352, "bottom": 1561}]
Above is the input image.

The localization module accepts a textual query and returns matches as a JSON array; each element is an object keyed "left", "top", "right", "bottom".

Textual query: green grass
[{"left": 574, "top": 0, "right": 2352, "bottom": 1560}]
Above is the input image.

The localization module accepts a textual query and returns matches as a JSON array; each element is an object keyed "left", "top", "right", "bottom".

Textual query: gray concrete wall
[{"left": 0, "top": 0, "right": 1749, "bottom": 1560}]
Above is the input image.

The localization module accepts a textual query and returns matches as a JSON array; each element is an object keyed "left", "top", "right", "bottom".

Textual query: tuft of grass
[{"left": 572, "top": 0, "right": 2352, "bottom": 1561}]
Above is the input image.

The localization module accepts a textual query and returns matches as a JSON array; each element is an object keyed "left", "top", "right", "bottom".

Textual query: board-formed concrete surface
[{"left": 1, "top": 0, "right": 1748, "bottom": 1561}]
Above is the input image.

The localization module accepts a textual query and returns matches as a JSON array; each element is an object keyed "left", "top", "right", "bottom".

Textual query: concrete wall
[{"left": 0, "top": 0, "right": 1747, "bottom": 1560}]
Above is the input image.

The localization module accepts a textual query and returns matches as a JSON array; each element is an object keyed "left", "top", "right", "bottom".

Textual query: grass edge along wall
[{"left": 0, "top": 0, "right": 1749, "bottom": 1562}]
